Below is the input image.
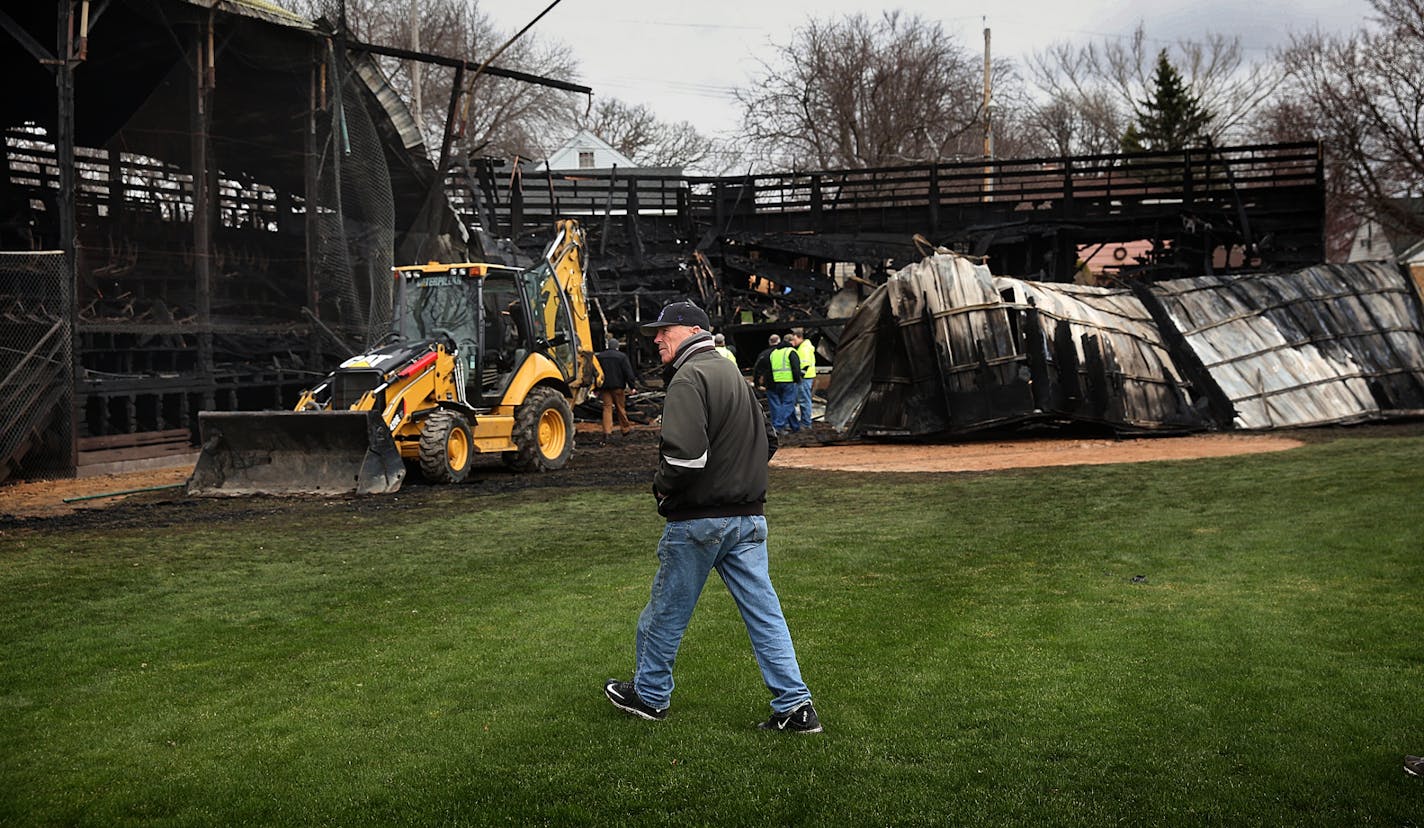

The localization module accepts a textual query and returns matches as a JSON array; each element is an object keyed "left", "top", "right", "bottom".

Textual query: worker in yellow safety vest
[
  {"left": 767, "top": 338, "right": 802, "bottom": 435},
  {"left": 713, "top": 333, "right": 738, "bottom": 365},
  {"left": 787, "top": 328, "right": 815, "bottom": 432}
]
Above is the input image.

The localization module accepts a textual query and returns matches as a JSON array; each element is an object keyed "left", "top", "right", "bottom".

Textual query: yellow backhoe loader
[{"left": 187, "top": 219, "right": 601, "bottom": 496}]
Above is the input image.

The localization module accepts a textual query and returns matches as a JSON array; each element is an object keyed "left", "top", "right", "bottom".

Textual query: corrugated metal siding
[
  {"left": 887, "top": 254, "right": 1031, "bottom": 433},
  {"left": 827, "top": 258, "right": 1424, "bottom": 438},
  {"left": 1008, "top": 281, "right": 1197, "bottom": 429},
  {"left": 1149, "top": 263, "right": 1424, "bottom": 428},
  {"left": 179, "top": 0, "right": 316, "bottom": 30},
  {"left": 827, "top": 252, "right": 1205, "bottom": 436},
  {"left": 824, "top": 288, "right": 908, "bottom": 435},
  {"left": 351, "top": 54, "right": 427, "bottom": 154}
]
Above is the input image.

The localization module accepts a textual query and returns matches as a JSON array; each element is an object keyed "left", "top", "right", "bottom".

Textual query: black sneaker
[
  {"left": 758, "top": 701, "right": 822, "bottom": 733},
  {"left": 1407, "top": 755, "right": 1424, "bottom": 777},
  {"left": 604, "top": 679, "right": 666, "bottom": 721}
]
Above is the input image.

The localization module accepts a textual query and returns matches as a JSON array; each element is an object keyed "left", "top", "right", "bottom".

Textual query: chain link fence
[{"left": 0, "top": 250, "right": 74, "bottom": 483}]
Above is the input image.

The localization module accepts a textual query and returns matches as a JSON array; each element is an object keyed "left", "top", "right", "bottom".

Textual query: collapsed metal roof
[
  {"left": 1149, "top": 264, "right": 1424, "bottom": 429},
  {"left": 178, "top": 0, "right": 316, "bottom": 31},
  {"left": 826, "top": 257, "right": 1424, "bottom": 438}
]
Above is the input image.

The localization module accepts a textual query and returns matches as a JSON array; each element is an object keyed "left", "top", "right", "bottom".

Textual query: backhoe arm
[{"left": 541, "top": 219, "right": 602, "bottom": 397}]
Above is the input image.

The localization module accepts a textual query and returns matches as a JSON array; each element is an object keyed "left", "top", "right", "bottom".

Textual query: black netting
[
  {"left": 0, "top": 251, "right": 74, "bottom": 482},
  {"left": 1, "top": 3, "right": 457, "bottom": 481},
  {"left": 311, "top": 48, "right": 396, "bottom": 349}
]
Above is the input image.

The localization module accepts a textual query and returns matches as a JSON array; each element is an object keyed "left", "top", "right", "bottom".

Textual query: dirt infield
[
  {"left": 0, "top": 427, "right": 1314, "bottom": 522},
  {"left": 770, "top": 432, "right": 1304, "bottom": 473}
]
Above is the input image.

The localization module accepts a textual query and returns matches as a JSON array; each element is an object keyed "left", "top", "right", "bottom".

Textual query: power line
[
  {"left": 606, "top": 17, "right": 763, "bottom": 32},
  {"left": 593, "top": 77, "right": 739, "bottom": 101}
]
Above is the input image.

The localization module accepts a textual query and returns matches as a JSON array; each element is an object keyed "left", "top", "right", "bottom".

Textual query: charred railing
[{"left": 447, "top": 143, "right": 1323, "bottom": 264}]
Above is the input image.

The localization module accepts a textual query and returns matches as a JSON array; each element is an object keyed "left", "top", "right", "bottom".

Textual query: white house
[
  {"left": 538, "top": 129, "right": 636, "bottom": 172},
  {"left": 1347, "top": 198, "right": 1424, "bottom": 265},
  {"left": 1347, "top": 199, "right": 1424, "bottom": 301},
  {"left": 1347, "top": 217, "right": 1405, "bottom": 262}
]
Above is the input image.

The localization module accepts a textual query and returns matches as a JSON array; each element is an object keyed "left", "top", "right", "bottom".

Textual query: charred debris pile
[{"left": 826, "top": 255, "right": 1424, "bottom": 438}]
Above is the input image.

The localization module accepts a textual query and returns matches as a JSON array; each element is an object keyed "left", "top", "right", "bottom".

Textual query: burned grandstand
[{"left": 1, "top": 0, "right": 1404, "bottom": 483}]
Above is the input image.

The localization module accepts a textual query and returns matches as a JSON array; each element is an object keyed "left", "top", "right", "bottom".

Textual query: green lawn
[{"left": 2, "top": 431, "right": 1422, "bottom": 825}]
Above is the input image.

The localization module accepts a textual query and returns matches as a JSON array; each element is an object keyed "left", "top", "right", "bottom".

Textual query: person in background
[
  {"left": 766, "top": 334, "right": 802, "bottom": 436},
  {"left": 714, "top": 332, "right": 738, "bottom": 365},
  {"left": 753, "top": 334, "right": 780, "bottom": 392},
  {"left": 603, "top": 300, "right": 820, "bottom": 733},
  {"left": 788, "top": 328, "right": 816, "bottom": 434},
  {"left": 594, "top": 338, "right": 637, "bottom": 442}
]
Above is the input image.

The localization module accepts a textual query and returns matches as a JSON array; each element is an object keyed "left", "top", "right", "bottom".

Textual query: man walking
[
  {"left": 595, "top": 338, "right": 637, "bottom": 442},
  {"left": 788, "top": 328, "right": 816, "bottom": 434},
  {"left": 603, "top": 300, "right": 820, "bottom": 733}
]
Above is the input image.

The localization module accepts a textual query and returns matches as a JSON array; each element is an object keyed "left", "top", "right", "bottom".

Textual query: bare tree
[
  {"left": 1252, "top": 94, "right": 1360, "bottom": 261},
  {"left": 1020, "top": 93, "right": 1125, "bottom": 157},
  {"left": 581, "top": 97, "right": 716, "bottom": 169},
  {"left": 455, "top": 29, "right": 583, "bottom": 163},
  {"left": 583, "top": 98, "right": 658, "bottom": 161},
  {"left": 1025, "top": 41, "right": 1130, "bottom": 156},
  {"left": 1277, "top": 0, "right": 1424, "bottom": 240},
  {"left": 281, "top": 0, "right": 585, "bottom": 162},
  {"left": 735, "top": 11, "right": 987, "bottom": 169},
  {"left": 1027, "top": 23, "right": 1282, "bottom": 155}
]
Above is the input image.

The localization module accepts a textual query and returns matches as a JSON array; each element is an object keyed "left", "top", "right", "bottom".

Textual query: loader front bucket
[{"left": 187, "top": 410, "right": 406, "bottom": 496}]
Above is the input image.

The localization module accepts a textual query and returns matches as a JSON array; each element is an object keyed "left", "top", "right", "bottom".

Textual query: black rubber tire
[
  {"left": 418, "top": 409, "right": 474, "bottom": 483},
  {"left": 503, "top": 386, "right": 574, "bottom": 472}
]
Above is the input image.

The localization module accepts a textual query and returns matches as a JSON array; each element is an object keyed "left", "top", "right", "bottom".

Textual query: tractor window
[
  {"left": 395, "top": 271, "right": 482, "bottom": 398},
  {"left": 519, "top": 262, "right": 577, "bottom": 381},
  {"left": 400, "top": 274, "right": 480, "bottom": 349},
  {"left": 477, "top": 274, "right": 525, "bottom": 402}
]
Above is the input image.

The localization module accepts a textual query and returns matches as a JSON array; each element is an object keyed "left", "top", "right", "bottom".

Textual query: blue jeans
[
  {"left": 794, "top": 378, "right": 814, "bottom": 430},
  {"left": 634, "top": 515, "right": 811, "bottom": 713},
  {"left": 768, "top": 383, "right": 797, "bottom": 432}
]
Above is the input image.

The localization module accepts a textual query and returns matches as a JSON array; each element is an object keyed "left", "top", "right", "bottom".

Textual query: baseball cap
[{"left": 640, "top": 300, "right": 710, "bottom": 334}]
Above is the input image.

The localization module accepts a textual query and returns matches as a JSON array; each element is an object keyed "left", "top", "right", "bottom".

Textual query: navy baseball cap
[{"left": 640, "top": 301, "right": 710, "bottom": 334}]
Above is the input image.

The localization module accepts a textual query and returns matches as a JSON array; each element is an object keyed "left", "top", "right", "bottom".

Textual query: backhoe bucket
[{"left": 187, "top": 411, "right": 406, "bottom": 496}]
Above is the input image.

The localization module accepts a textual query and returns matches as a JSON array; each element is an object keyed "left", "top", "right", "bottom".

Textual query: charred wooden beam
[
  {"left": 721, "top": 255, "right": 831, "bottom": 296},
  {"left": 719, "top": 232, "right": 920, "bottom": 267},
  {"left": 346, "top": 39, "right": 591, "bottom": 95}
]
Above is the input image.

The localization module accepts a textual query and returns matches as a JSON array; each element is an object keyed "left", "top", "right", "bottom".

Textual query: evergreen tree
[{"left": 1121, "top": 50, "right": 1213, "bottom": 153}]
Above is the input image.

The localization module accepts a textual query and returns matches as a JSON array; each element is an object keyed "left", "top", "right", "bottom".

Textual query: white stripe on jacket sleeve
[{"left": 663, "top": 450, "right": 708, "bottom": 469}]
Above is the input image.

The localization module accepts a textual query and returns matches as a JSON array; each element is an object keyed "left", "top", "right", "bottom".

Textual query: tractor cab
[{"left": 392, "top": 260, "right": 584, "bottom": 408}]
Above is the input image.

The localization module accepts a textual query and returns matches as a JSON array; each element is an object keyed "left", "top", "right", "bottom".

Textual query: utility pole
[
  {"left": 410, "top": 0, "right": 421, "bottom": 143},
  {"left": 982, "top": 22, "right": 994, "bottom": 198}
]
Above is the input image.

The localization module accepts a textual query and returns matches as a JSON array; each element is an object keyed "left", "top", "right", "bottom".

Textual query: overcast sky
[{"left": 475, "top": 0, "right": 1375, "bottom": 140}]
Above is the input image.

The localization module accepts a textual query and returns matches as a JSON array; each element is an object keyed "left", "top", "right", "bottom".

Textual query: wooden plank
[
  {"left": 78, "top": 442, "right": 195, "bottom": 467},
  {"left": 78, "top": 428, "right": 191, "bottom": 452}
]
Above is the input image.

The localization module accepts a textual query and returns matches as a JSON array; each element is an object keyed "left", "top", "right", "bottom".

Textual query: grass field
[{"left": 2, "top": 431, "right": 1422, "bottom": 825}]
